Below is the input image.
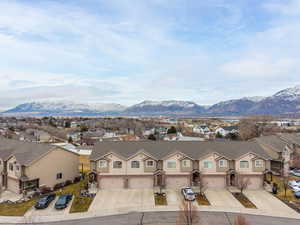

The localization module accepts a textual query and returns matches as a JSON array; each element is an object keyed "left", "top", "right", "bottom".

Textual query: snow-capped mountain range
[{"left": 2, "top": 85, "right": 300, "bottom": 116}]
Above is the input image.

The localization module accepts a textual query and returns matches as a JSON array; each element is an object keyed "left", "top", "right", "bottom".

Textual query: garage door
[
  {"left": 128, "top": 176, "right": 153, "bottom": 189},
  {"left": 99, "top": 177, "right": 124, "bottom": 189},
  {"left": 7, "top": 177, "right": 20, "bottom": 193},
  {"left": 202, "top": 175, "right": 226, "bottom": 188},
  {"left": 165, "top": 176, "right": 189, "bottom": 189},
  {"left": 247, "top": 175, "right": 263, "bottom": 189}
]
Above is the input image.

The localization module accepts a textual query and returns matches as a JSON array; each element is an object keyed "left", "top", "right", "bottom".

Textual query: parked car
[
  {"left": 291, "top": 185, "right": 300, "bottom": 192},
  {"left": 295, "top": 192, "right": 300, "bottom": 198},
  {"left": 181, "top": 187, "right": 196, "bottom": 201},
  {"left": 290, "top": 169, "right": 300, "bottom": 177},
  {"left": 54, "top": 194, "right": 72, "bottom": 210},
  {"left": 34, "top": 193, "right": 56, "bottom": 209},
  {"left": 288, "top": 180, "right": 300, "bottom": 188}
]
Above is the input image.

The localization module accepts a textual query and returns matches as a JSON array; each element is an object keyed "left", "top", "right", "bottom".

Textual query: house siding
[{"left": 25, "top": 148, "right": 79, "bottom": 189}]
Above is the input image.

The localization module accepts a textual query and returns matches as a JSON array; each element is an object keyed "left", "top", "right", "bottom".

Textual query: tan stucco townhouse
[
  {"left": 0, "top": 137, "right": 79, "bottom": 194},
  {"left": 90, "top": 141, "right": 273, "bottom": 190}
]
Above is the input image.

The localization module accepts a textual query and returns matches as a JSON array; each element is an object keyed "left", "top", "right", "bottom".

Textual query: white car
[
  {"left": 290, "top": 169, "right": 300, "bottom": 177},
  {"left": 288, "top": 180, "right": 300, "bottom": 188},
  {"left": 181, "top": 187, "right": 196, "bottom": 201},
  {"left": 291, "top": 185, "right": 300, "bottom": 192}
]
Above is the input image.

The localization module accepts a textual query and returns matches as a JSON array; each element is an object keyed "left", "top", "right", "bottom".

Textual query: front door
[{"left": 230, "top": 174, "right": 235, "bottom": 186}]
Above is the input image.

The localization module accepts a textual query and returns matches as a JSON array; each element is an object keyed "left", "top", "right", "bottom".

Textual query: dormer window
[
  {"left": 113, "top": 161, "right": 122, "bottom": 168},
  {"left": 9, "top": 163, "right": 13, "bottom": 171},
  {"left": 240, "top": 161, "right": 249, "bottom": 168},
  {"left": 146, "top": 160, "right": 154, "bottom": 167},
  {"left": 182, "top": 160, "right": 191, "bottom": 168},
  {"left": 219, "top": 160, "right": 227, "bottom": 168},
  {"left": 131, "top": 160, "right": 140, "bottom": 168},
  {"left": 167, "top": 160, "right": 176, "bottom": 169},
  {"left": 255, "top": 160, "right": 263, "bottom": 168},
  {"left": 203, "top": 161, "right": 213, "bottom": 169},
  {"left": 99, "top": 160, "right": 107, "bottom": 168}
]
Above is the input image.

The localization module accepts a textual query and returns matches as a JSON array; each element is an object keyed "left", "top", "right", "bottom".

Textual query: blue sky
[{"left": 0, "top": 0, "right": 300, "bottom": 110}]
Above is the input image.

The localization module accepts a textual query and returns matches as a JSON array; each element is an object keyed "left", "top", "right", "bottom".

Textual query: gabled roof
[
  {"left": 90, "top": 141, "right": 270, "bottom": 161},
  {"left": 0, "top": 136, "right": 56, "bottom": 166},
  {"left": 218, "top": 126, "right": 238, "bottom": 131},
  {"left": 255, "top": 135, "right": 288, "bottom": 153},
  {"left": 279, "top": 133, "right": 300, "bottom": 146}
]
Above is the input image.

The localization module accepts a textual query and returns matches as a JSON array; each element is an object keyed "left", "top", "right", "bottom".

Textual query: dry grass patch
[
  {"left": 0, "top": 198, "right": 36, "bottom": 216},
  {"left": 196, "top": 193, "right": 210, "bottom": 206},
  {"left": 269, "top": 175, "right": 300, "bottom": 202},
  {"left": 232, "top": 192, "right": 257, "bottom": 208},
  {"left": 154, "top": 193, "right": 167, "bottom": 206}
]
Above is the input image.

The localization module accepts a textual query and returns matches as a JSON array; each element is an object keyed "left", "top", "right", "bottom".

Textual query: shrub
[
  {"left": 65, "top": 180, "right": 72, "bottom": 186},
  {"left": 53, "top": 182, "right": 64, "bottom": 190},
  {"left": 40, "top": 186, "right": 52, "bottom": 194},
  {"left": 73, "top": 176, "right": 81, "bottom": 183}
]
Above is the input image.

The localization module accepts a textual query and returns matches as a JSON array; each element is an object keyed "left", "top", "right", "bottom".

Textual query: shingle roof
[
  {"left": 90, "top": 141, "right": 270, "bottom": 161},
  {"left": 255, "top": 135, "right": 288, "bottom": 153},
  {"left": 0, "top": 137, "right": 54, "bottom": 165},
  {"left": 279, "top": 133, "right": 300, "bottom": 146}
]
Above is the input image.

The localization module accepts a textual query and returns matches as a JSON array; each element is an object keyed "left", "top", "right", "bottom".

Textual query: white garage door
[
  {"left": 99, "top": 177, "right": 124, "bottom": 189},
  {"left": 247, "top": 175, "right": 263, "bottom": 189},
  {"left": 7, "top": 178, "right": 19, "bottom": 193},
  {"left": 202, "top": 176, "right": 226, "bottom": 188},
  {"left": 128, "top": 176, "right": 153, "bottom": 189},
  {"left": 166, "top": 176, "right": 189, "bottom": 189}
]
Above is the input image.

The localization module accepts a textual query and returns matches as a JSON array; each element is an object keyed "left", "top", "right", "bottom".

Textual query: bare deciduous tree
[
  {"left": 282, "top": 176, "right": 289, "bottom": 199},
  {"left": 238, "top": 118, "right": 259, "bottom": 141},
  {"left": 237, "top": 175, "right": 251, "bottom": 194},
  {"left": 198, "top": 173, "right": 208, "bottom": 195},
  {"left": 175, "top": 200, "right": 201, "bottom": 225},
  {"left": 234, "top": 216, "right": 251, "bottom": 225}
]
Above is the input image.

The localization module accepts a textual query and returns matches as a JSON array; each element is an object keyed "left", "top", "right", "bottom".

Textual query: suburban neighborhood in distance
[{"left": 1, "top": 0, "right": 300, "bottom": 225}]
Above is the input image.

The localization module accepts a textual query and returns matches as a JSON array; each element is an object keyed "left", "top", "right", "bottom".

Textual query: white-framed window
[
  {"left": 56, "top": 173, "right": 62, "bottom": 179},
  {"left": 113, "top": 161, "right": 122, "bottom": 168},
  {"left": 255, "top": 159, "right": 263, "bottom": 168},
  {"left": 240, "top": 161, "right": 249, "bottom": 168},
  {"left": 203, "top": 161, "right": 213, "bottom": 169},
  {"left": 9, "top": 163, "right": 13, "bottom": 171},
  {"left": 146, "top": 160, "right": 154, "bottom": 167},
  {"left": 167, "top": 160, "right": 176, "bottom": 169},
  {"left": 131, "top": 160, "right": 140, "bottom": 168},
  {"left": 99, "top": 160, "right": 107, "bottom": 168},
  {"left": 219, "top": 159, "right": 227, "bottom": 168},
  {"left": 182, "top": 159, "right": 191, "bottom": 168}
]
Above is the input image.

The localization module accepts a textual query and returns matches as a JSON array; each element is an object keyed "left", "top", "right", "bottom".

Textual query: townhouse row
[
  {"left": 1, "top": 133, "right": 300, "bottom": 194},
  {"left": 89, "top": 141, "right": 272, "bottom": 190}
]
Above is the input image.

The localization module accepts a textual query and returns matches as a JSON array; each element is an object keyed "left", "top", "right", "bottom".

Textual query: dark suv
[
  {"left": 34, "top": 193, "right": 56, "bottom": 209},
  {"left": 54, "top": 194, "right": 73, "bottom": 210}
]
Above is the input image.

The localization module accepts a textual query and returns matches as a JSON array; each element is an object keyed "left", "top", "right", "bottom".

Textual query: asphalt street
[{"left": 8, "top": 211, "right": 300, "bottom": 225}]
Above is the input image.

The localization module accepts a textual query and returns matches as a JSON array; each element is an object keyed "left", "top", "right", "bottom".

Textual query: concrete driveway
[
  {"left": 89, "top": 189, "right": 155, "bottom": 213},
  {"left": 165, "top": 189, "right": 184, "bottom": 209},
  {"left": 244, "top": 190, "right": 299, "bottom": 217},
  {"left": 205, "top": 189, "right": 243, "bottom": 209},
  {"left": 25, "top": 196, "right": 73, "bottom": 217}
]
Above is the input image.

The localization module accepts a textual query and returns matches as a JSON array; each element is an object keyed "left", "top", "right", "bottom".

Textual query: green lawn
[{"left": 0, "top": 198, "right": 37, "bottom": 216}]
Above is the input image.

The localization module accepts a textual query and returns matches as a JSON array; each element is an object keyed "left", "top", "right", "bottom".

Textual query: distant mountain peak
[{"left": 273, "top": 85, "right": 300, "bottom": 101}]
